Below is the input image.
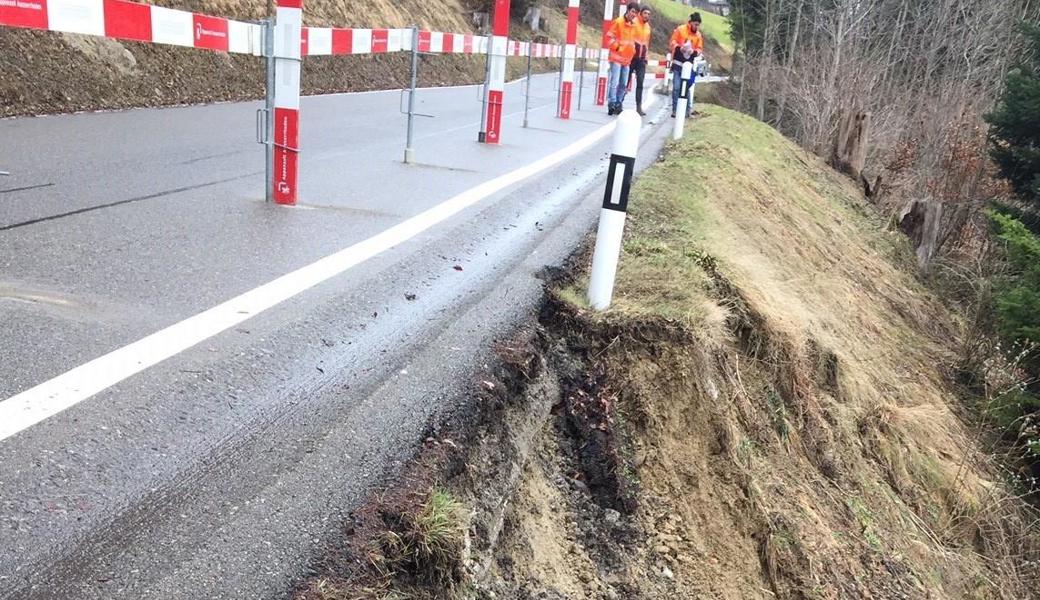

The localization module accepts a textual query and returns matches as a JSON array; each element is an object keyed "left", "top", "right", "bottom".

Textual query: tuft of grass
[
  {"left": 415, "top": 489, "right": 465, "bottom": 557},
  {"left": 737, "top": 437, "right": 757, "bottom": 468},
  {"left": 382, "top": 489, "right": 467, "bottom": 593},
  {"left": 846, "top": 496, "right": 883, "bottom": 552},
  {"left": 765, "top": 387, "right": 791, "bottom": 443}
]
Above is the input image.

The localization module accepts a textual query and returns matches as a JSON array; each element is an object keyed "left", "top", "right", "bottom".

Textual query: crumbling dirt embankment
[{"left": 289, "top": 103, "right": 1040, "bottom": 600}]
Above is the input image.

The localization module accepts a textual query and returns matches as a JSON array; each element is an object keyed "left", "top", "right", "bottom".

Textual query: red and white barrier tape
[
  {"left": 0, "top": 0, "right": 263, "bottom": 54},
  {"left": 0, "top": 3, "right": 586, "bottom": 62},
  {"left": 652, "top": 57, "right": 669, "bottom": 79},
  {"left": 317, "top": 25, "right": 564, "bottom": 60}
]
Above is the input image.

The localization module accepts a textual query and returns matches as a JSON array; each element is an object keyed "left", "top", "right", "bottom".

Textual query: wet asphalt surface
[{"left": 0, "top": 72, "right": 673, "bottom": 598}]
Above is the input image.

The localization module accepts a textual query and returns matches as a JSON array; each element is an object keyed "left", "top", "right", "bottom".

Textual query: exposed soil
[
  {"left": 287, "top": 277, "right": 967, "bottom": 599},
  {"left": 288, "top": 105, "right": 1040, "bottom": 600}
]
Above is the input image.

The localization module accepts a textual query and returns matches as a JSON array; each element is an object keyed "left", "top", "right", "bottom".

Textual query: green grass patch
[
  {"left": 382, "top": 489, "right": 467, "bottom": 592},
  {"left": 846, "top": 496, "right": 883, "bottom": 552},
  {"left": 765, "top": 386, "right": 791, "bottom": 443},
  {"left": 645, "top": 0, "right": 734, "bottom": 53}
]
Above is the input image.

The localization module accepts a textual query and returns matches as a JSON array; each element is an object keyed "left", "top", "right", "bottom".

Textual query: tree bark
[{"left": 831, "top": 110, "right": 871, "bottom": 181}]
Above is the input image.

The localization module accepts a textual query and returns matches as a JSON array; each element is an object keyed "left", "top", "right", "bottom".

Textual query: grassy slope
[
  {"left": 557, "top": 105, "right": 1039, "bottom": 597},
  {"left": 644, "top": 0, "right": 734, "bottom": 54}
]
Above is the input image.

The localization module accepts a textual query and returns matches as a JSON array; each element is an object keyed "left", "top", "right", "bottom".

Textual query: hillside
[
  {"left": 644, "top": 0, "right": 732, "bottom": 70},
  {"left": 290, "top": 105, "right": 1040, "bottom": 599},
  {"left": 528, "top": 104, "right": 1040, "bottom": 598}
]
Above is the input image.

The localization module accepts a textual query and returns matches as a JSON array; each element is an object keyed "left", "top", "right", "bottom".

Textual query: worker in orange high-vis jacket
[
  {"left": 669, "top": 12, "right": 705, "bottom": 118},
  {"left": 627, "top": 3, "right": 653, "bottom": 116},
  {"left": 605, "top": 2, "right": 640, "bottom": 116}
]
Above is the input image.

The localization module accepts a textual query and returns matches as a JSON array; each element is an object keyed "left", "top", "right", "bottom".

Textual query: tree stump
[
  {"left": 831, "top": 111, "right": 871, "bottom": 181},
  {"left": 523, "top": 4, "right": 543, "bottom": 32},
  {"left": 898, "top": 199, "right": 943, "bottom": 270}
]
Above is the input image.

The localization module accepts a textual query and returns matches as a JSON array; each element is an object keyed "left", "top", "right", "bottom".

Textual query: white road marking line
[{"left": 0, "top": 94, "right": 657, "bottom": 443}]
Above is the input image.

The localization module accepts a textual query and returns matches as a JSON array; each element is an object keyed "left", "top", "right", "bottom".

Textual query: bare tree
[{"left": 733, "top": 0, "right": 1040, "bottom": 268}]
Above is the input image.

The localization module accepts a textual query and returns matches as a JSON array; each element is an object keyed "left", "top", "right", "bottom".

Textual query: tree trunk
[
  {"left": 898, "top": 199, "right": 943, "bottom": 271},
  {"left": 524, "top": 5, "right": 542, "bottom": 31},
  {"left": 775, "top": 0, "right": 804, "bottom": 128},
  {"left": 830, "top": 110, "right": 871, "bottom": 181}
]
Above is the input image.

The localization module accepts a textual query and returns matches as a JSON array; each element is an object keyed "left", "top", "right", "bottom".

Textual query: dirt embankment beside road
[
  {"left": 289, "top": 104, "right": 1040, "bottom": 600},
  {"left": 0, "top": 0, "right": 710, "bottom": 117}
]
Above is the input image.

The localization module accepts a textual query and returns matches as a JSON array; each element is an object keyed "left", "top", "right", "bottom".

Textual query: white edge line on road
[{"left": 0, "top": 94, "right": 658, "bottom": 443}]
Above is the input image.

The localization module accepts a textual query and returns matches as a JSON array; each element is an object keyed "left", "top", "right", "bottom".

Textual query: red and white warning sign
[{"left": 272, "top": 0, "right": 302, "bottom": 205}]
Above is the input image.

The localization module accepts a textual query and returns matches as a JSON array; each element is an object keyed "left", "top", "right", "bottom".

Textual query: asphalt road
[{"left": 0, "top": 70, "right": 674, "bottom": 598}]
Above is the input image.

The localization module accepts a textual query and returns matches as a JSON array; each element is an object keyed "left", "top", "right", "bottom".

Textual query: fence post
[
  {"left": 559, "top": 0, "right": 579, "bottom": 119},
  {"left": 672, "top": 61, "right": 693, "bottom": 140},
  {"left": 663, "top": 52, "right": 672, "bottom": 95},
  {"left": 578, "top": 47, "right": 586, "bottom": 110},
  {"left": 404, "top": 26, "right": 419, "bottom": 164},
  {"left": 523, "top": 45, "right": 533, "bottom": 128},
  {"left": 262, "top": 17, "right": 275, "bottom": 203},
  {"left": 478, "top": 34, "right": 492, "bottom": 142},
  {"left": 665, "top": 69, "right": 673, "bottom": 96},
  {"left": 482, "top": 0, "right": 511, "bottom": 144},
  {"left": 596, "top": 0, "right": 613, "bottom": 106},
  {"left": 272, "top": 0, "right": 302, "bottom": 205},
  {"left": 555, "top": 43, "right": 565, "bottom": 117},
  {"left": 588, "top": 110, "right": 640, "bottom": 311}
]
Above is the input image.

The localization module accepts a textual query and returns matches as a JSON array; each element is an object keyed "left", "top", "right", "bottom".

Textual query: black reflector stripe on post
[{"left": 602, "top": 153, "right": 636, "bottom": 213}]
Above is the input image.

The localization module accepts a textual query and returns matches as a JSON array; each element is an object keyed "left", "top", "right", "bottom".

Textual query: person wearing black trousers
[{"left": 629, "top": 4, "right": 652, "bottom": 116}]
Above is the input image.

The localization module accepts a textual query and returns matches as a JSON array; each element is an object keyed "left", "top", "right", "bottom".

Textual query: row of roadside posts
[
  {"left": 408, "top": 41, "right": 699, "bottom": 312},
  {"left": 257, "top": 22, "right": 595, "bottom": 178},
  {"left": 253, "top": 11, "right": 696, "bottom": 312}
]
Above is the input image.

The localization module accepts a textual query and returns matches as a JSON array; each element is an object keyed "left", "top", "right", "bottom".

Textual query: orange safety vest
[
  {"left": 634, "top": 18, "right": 651, "bottom": 61},
  {"left": 606, "top": 16, "right": 639, "bottom": 66},
  {"left": 669, "top": 23, "right": 704, "bottom": 59}
]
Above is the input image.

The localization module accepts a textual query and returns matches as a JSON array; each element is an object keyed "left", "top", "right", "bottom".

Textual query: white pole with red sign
[
  {"left": 482, "top": 0, "right": 510, "bottom": 144},
  {"left": 595, "top": 0, "right": 613, "bottom": 106},
  {"left": 272, "top": 0, "right": 302, "bottom": 205},
  {"left": 558, "top": 0, "right": 579, "bottom": 119}
]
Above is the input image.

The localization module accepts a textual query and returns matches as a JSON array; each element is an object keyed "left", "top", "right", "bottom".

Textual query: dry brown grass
[{"left": 557, "top": 104, "right": 1040, "bottom": 598}]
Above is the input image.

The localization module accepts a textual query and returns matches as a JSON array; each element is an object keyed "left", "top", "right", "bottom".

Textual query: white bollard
[
  {"left": 672, "top": 61, "right": 693, "bottom": 140},
  {"left": 588, "top": 110, "right": 641, "bottom": 311}
]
